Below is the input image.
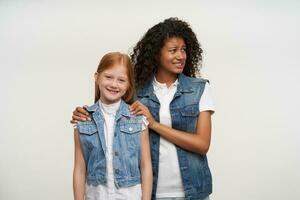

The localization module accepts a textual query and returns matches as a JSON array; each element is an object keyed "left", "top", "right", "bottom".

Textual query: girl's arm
[
  {"left": 140, "top": 128, "right": 153, "bottom": 200},
  {"left": 73, "top": 129, "right": 86, "bottom": 200},
  {"left": 130, "top": 101, "right": 212, "bottom": 155}
]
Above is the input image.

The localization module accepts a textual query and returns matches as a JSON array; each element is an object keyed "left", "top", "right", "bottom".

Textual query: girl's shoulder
[
  {"left": 119, "top": 114, "right": 145, "bottom": 134},
  {"left": 119, "top": 101, "right": 144, "bottom": 124},
  {"left": 77, "top": 120, "right": 96, "bottom": 126},
  {"left": 76, "top": 120, "right": 97, "bottom": 135},
  {"left": 119, "top": 114, "right": 144, "bottom": 124}
]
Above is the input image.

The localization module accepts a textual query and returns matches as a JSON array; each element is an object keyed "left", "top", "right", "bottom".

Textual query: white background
[{"left": 1, "top": 0, "right": 299, "bottom": 199}]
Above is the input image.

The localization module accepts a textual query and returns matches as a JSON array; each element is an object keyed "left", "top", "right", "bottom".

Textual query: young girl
[
  {"left": 72, "top": 18, "right": 214, "bottom": 200},
  {"left": 73, "top": 52, "right": 152, "bottom": 200}
]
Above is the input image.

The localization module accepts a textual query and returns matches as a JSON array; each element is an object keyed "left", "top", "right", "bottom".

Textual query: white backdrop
[{"left": 1, "top": 1, "right": 299, "bottom": 199}]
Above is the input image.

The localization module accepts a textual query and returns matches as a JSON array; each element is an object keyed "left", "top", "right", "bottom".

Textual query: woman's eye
[
  {"left": 118, "top": 79, "right": 126, "bottom": 82},
  {"left": 182, "top": 47, "right": 186, "bottom": 52},
  {"left": 169, "top": 49, "right": 176, "bottom": 53},
  {"left": 105, "top": 75, "right": 112, "bottom": 79}
]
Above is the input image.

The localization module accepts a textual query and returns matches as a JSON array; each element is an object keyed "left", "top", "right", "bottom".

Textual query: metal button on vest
[{"left": 128, "top": 127, "right": 133, "bottom": 132}]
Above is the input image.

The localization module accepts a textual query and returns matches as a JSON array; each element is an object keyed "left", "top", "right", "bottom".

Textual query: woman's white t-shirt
[{"left": 152, "top": 77, "right": 215, "bottom": 198}]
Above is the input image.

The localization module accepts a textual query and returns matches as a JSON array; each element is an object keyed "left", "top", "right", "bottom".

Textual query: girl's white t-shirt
[
  {"left": 85, "top": 100, "right": 146, "bottom": 200},
  {"left": 153, "top": 77, "right": 215, "bottom": 198}
]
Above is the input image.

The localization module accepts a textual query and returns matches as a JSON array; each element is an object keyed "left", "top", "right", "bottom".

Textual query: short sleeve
[
  {"left": 199, "top": 82, "right": 215, "bottom": 113},
  {"left": 141, "top": 115, "right": 149, "bottom": 131}
]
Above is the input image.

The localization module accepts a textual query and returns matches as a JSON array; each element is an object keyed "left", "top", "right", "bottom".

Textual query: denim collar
[{"left": 137, "top": 73, "right": 194, "bottom": 98}]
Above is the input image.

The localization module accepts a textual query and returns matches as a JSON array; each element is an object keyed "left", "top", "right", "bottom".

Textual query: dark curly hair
[{"left": 130, "top": 17, "right": 203, "bottom": 89}]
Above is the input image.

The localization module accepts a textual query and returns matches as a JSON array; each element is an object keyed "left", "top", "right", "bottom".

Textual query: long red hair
[{"left": 94, "top": 52, "right": 135, "bottom": 104}]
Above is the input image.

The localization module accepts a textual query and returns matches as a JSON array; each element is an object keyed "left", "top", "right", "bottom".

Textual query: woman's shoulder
[
  {"left": 180, "top": 74, "right": 209, "bottom": 85},
  {"left": 188, "top": 76, "right": 208, "bottom": 83}
]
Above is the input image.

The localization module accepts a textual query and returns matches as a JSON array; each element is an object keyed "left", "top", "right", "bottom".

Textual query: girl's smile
[{"left": 95, "top": 64, "right": 129, "bottom": 105}]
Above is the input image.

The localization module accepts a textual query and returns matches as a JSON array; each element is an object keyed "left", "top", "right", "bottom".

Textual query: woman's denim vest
[
  {"left": 137, "top": 74, "right": 212, "bottom": 200},
  {"left": 77, "top": 100, "right": 143, "bottom": 188}
]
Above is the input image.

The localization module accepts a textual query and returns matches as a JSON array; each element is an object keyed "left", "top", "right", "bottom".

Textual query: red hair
[{"left": 94, "top": 52, "right": 135, "bottom": 104}]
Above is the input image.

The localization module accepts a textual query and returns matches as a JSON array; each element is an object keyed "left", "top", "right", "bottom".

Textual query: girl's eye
[
  {"left": 181, "top": 47, "right": 186, "bottom": 52},
  {"left": 118, "top": 79, "right": 126, "bottom": 83},
  {"left": 105, "top": 75, "right": 112, "bottom": 79}
]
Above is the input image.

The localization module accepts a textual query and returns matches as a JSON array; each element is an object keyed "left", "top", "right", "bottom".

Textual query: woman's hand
[
  {"left": 70, "top": 106, "right": 91, "bottom": 124},
  {"left": 129, "top": 101, "right": 157, "bottom": 129}
]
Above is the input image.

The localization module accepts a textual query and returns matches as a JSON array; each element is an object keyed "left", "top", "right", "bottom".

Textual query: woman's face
[{"left": 157, "top": 37, "right": 187, "bottom": 76}]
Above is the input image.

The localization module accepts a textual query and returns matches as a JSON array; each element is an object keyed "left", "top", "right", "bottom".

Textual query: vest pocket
[
  {"left": 120, "top": 123, "right": 142, "bottom": 134},
  {"left": 77, "top": 123, "right": 100, "bottom": 156},
  {"left": 119, "top": 123, "right": 142, "bottom": 157},
  {"left": 179, "top": 104, "right": 199, "bottom": 132},
  {"left": 77, "top": 123, "right": 98, "bottom": 135},
  {"left": 180, "top": 104, "right": 199, "bottom": 117}
]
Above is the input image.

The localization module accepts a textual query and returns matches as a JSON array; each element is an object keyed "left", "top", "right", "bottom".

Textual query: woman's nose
[{"left": 176, "top": 51, "right": 185, "bottom": 60}]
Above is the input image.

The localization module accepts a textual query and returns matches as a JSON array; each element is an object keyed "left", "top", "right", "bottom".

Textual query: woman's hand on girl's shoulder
[
  {"left": 129, "top": 101, "right": 157, "bottom": 128},
  {"left": 70, "top": 105, "right": 91, "bottom": 124}
]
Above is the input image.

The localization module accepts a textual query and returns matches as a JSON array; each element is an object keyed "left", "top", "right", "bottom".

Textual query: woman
[{"left": 72, "top": 18, "right": 215, "bottom": 200}]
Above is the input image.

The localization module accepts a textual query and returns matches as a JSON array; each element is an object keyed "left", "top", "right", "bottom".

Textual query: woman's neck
[{"left": 155, "top": 71, "right": 178, "bottom": 87}]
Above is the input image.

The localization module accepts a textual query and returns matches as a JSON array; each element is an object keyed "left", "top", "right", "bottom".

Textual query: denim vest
[
  {"left": 77, "top": 100, "right": 143, "bottom": 188},
  {"left": 137, "top": 74, "right": 212, "bottom": 200}
]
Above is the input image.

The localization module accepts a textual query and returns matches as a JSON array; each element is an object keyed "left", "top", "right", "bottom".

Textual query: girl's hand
[
  {"left": 70, "top": 106, "right": 91, "bottom": 124},
  {"left": 130, "top": 101, "right": 157, "bottom": 128}
]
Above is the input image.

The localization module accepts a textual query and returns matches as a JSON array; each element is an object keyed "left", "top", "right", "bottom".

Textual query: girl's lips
[{"left": 106, "top": 88, "right": 119, "bottom": 94}]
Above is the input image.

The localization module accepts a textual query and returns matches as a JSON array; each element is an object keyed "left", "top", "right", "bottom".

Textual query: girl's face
[
  {"left": 157, "top": 37, "right": 187, "bottom": 76},
  {"left": 95, "top": 64, "right": 129, "bottom": 104}
]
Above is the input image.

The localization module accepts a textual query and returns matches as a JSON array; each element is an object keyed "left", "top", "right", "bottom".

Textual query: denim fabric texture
[
  {"left": 77, "top": 100, "right": 143, "bottom": 188},
  {"left": 137, "top": 74, "right": 213, "bottom": 200}
]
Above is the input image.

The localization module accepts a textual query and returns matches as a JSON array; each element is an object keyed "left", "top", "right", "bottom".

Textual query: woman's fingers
[
  {"left": 73, "top": 110, "right": 88, "bottom": 120},
  {"left": 129, "top": 101, "right": 139, "bottom": 110},
  {"left": 76, "top": 106, "right": 89, "bottom": 116},
  {"left": 72, "top": 114, "right": 86, "bottom": 121},
  {"left": 131, "top": 105, "right": 145, "bottom": 115},
  {"left": 130, "top": 101, "right": 156, "bottom": 127},
  {"left": 71, "top": 106, "right": 91, "bottom": 122},
  {"left": 135, "top": 110, "right": 145, "bottom": 116},
  {"left": 70, "top": 119, "right": 78, "bottom": 124}
]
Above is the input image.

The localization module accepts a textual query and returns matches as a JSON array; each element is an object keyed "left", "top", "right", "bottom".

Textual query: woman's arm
[
  {"left": 130, "top": 101, "right": 212, "bottom": 155},
  {"left": 140, "top": 128, "right": 153, "bottom": 200},
  {"left": 73, "top": 129, "right": 86, "bottom": 200}
]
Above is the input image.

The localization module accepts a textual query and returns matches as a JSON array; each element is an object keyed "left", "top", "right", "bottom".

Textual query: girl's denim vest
[
  {"left": 137, "top": 74, "right": 212, "bottom": 200},
  {"left": 77, "top": 100, "right": 143, "bottom": 188}
]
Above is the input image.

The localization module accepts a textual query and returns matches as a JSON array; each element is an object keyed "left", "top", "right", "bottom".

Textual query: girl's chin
[{"left": 101, "top": 98, "right": 121, "bottom": 104}]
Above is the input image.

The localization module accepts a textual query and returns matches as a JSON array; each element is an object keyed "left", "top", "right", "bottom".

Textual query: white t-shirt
[
  {"left": 153, "top": 77, "right": 215, "bottom": 198},
  {"left": 85, "top": 100, "right": 146, "bottom": 200}
]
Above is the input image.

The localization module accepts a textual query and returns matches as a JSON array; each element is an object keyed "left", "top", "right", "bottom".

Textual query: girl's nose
[{"left": 111, "top": 79, "right": 118, "bottom": 87}]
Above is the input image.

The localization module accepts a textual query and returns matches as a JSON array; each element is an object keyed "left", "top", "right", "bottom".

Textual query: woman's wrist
[{"left": 148, "top": 119, "right": 158, "bottom": 130}]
